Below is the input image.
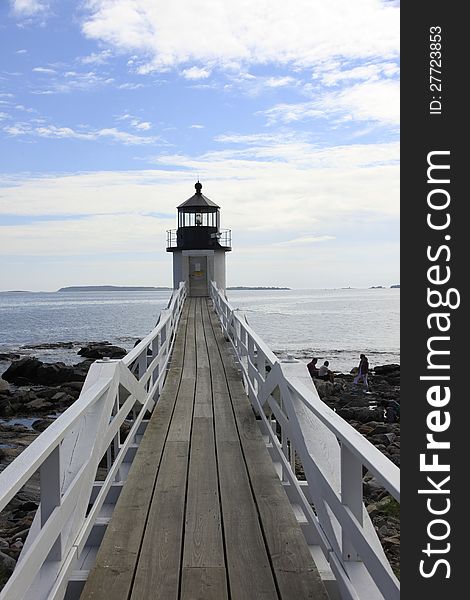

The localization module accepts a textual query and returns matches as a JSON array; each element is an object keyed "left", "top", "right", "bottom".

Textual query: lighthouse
[{"left": 166, "top": 182, "right": 231, "bottom": 297}]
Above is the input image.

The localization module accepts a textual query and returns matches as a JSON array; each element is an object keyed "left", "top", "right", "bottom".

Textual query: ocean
[{"left": 0, "top": 288, "right": 399, "bottom": 374}]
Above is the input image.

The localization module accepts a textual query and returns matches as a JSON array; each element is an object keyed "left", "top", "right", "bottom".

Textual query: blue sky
[{"left": 0, "top": 0, "right": 399, "bottom": 291}]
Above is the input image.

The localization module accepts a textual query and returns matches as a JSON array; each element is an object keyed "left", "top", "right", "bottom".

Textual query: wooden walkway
[{"left": 81, "top": 298, "right": 329, "bottom": 600}]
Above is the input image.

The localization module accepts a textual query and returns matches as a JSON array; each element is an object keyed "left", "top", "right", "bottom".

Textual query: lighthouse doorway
[{"left": 189, "top": 256, "right": 208, "bottom": 297}]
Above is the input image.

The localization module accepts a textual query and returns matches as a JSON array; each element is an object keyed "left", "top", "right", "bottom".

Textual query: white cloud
[
  {"left": 264, "top": 79, "right": 400, "bottom": 126},
  {"left": 16, "top": 49, "right": 28, "bottom": 54},
  {"left": 3, "top": 123, "right": 31, "bottom": 135},
  {"left": 80, "top": 50, "right": 113, "bottom": 65},
  {"left": 81, "top": 1, "right": 399, "bottom": 73},
  {"left": 0, "top": 112, "right": 9, "bottom": 120},
  {"left": 0, "top": 140, "right": 399, "bottom": 224},
  {"left": 190, "top": 124, "right": 204, "bottom": 129},
  {"left": 15, "top": 104, "right": 36, "bottom": 113},
  {"left": 31, "top": 70, "right": 114, "bottom": 94},
  {"left": 0, "top": 137, "right": 399, "bottom": 287},
  {"left": 264, "top": 76, "right": 297, "bottom": 88},
  {"left": 321, "top": 62, "right": 399, "bottom": 86},
  {"left": 118, "top": 82, "right": 144, "bottom": 90},
  {"left": 11, "top": 0, "right": 46, "bottom": 16},
  {"left": 0, "top": 214, "right": 170, "bottom": 256},
  {"left": 116, "top": 113, "right": 152, "bottom": 131},
  {"left": 133, "top": 120, "right": 151, "bottom": 130},
  {"left": 277, "top": 235, "right": 335, "bottom": 246},
  {"left": 182, "top": 67, "right": 212, "bottom": 80},
  {"left": 32, "top": 66, "right": 56, "bottom": 74},
  {"left": 4, "top": 122, "right": 159, "bottom": 145}
]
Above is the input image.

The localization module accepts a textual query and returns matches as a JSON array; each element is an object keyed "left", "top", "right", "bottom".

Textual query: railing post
[
  {"left": 341, "top": 444, "right": 363, "bottom": 561},
  {"left": 40, "top": 445, "right": 62, "bottom": 561},
  {"left": 137, "top": 351, "right": 146, "bottom": 381},
  {"left": 152, "top": 333, "right": 160, "bottom": 402}
]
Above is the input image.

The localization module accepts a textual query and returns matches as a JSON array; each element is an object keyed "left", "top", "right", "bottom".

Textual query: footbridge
[{"left": 0, "top": 283, "right": 400, "bottom": 600}]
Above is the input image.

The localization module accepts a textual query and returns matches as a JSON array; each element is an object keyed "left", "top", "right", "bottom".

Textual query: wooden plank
[
  {"left": 206, "top": 302, "right": 329, "bottom": 600},
  {"left": 202, "top": 300, "right": 279, "bottom": 600},
  {"left": 131, "top": 300, "right": 197, "bottom": 599},
  {"left": 182, "top": 418, "right": 224, "bottom": 569},
  {"left": 81, "top": 302, "right": 189, "bottom": 600},
  {"left": 182, "top": 297, "right": 225, "bottom": 577},
  {"left": 167, "top": 299, "right": 197, "bottom": 442},
  {"left": 180, "top": 567, "right": 228, "bottom": 600},
  {"left": 130, "top": 441, "right": 189, "bottom": 600},
  {"left": 216, "top": 442, "right": 280, "bottom": 600}
]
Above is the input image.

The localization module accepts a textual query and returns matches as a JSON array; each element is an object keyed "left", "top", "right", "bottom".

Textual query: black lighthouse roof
[{"left": 177, "top": 182, "right": 219, "bottom": 211}]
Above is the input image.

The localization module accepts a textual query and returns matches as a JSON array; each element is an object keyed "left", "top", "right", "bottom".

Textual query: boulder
[
  {"left": 370, "top": 432, "right": 396, "bottom": 446},
  {"left": 374, "top": 364, "right": 400, "bottom": 375},
  {"left": 0, "top": 397, "right": 13, "bottom": 417},
  {"left": 0, "top": 550, "right": 16, "bottom": 573},
  {"left": 78, "top": 343, "right": 126, "bottom": 359},
  {"left": 337, "top": 407, "right": 384, "bottom": 423},
  {"left": 25, "top": 398, "right": 54, "bottom": 411},
  {"left": 313, "top": 379, "right": 335, "bottom": 399},
  {"left": 0, "top": 353, "right": 20, "bottom": 362},
  {"left": 2, "top": 357, "right": 41, "bottom": 384},
  {"left": 32, "top": 419, "right": 53, "bottom": 432},
  {"left": 36, "top": 362, "right": 76, "bottom": 385},
  {"left": 2, "top": 357, "right": 86, "bottom": 386}
]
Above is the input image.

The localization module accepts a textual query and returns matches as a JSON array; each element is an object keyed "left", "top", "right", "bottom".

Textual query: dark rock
[
  {"left": 0, "top": 397, "right": 13, "bottom": 417},
  {"left": 25, "top": 398, "right": 54, "bottom": 411},
  {"left": 78, "top": 343, "right": 126, "bottom": 359},
  {"left": 313, "top": 380, "right": 335, "bottom": 399},
  {"left": 369, "top": 424, "right": 394, "bottom": 435},
  {"left": 2, "top": 357, "right": 86, "bottom": 386},
  {"left": 2, "top": 358, "right": 41, "bottom": 384},
  {"left": 0, "top": 353, "right": 20, "bottom": 362},
  {"left": 32, "top": 419, "right": 53, "bottom": 432},
  {"left": 64, "top": 381, "right": 84, "bottom": 393},
  {"left": 0, "top": 550, "right": 16, "bottom": 573},
  {"left": 36, "top": 363, "right": 76, "bottom": 385},
  {"left": 337, "top": 407, "right": 384, "bottom": 423},
  {"left": 370, "top": 433, "right": 396, "bottom": 446},
  {"left": 374, "top": 364, "right": 400, "bottom": 375},
  {"left": 24, "top": 342, "right": 76, "bottom": 350}
]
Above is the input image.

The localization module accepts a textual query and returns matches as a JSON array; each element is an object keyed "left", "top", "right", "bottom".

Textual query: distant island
[
  {"left": 58, "top": 286, "right": 172, "bottom": 292},
  {"left": 227, "top": 286, "right": 290, "bottom": 290},
  {"left": 369, "top": 286, "right": 385, "bottom": 289},
  {"left": 390, "top": 284, "right": 400, "bottom": 288}
]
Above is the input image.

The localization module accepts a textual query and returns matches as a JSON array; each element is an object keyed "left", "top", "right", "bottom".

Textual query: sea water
[{"left": 0, "top": 288, "right": 399, "bottom": 373}]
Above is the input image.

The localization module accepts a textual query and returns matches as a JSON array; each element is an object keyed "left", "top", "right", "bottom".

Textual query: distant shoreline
[
  {"left": 57, "top": 286, "right": 172, "bottom": 292},
  {"left": 0, "top": 285, "right": 400, "bottom": 294},
  {"left": 227, "top": 286, "right": 290, "bottom": 290}
]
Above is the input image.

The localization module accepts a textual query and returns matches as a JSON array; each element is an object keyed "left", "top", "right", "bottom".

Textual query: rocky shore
[
  {"left": 1, "top": 347, "right": 400, "bottom": 584},
  {"left": 311, "top": 364, "right": 401, "bottom": 577},
  {"left": 0, "top": 342, "right": 127, "bottom": 585}
]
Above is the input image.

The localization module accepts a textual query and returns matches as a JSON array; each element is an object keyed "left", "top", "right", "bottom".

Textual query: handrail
[
  {"left": 0, "top": 282, "right": 187, "bottom": 600},
  {"left": 210, "top": 281, "right": 400, "bottom": 600}
]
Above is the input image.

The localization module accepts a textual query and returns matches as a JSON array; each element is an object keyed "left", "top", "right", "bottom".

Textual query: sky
[{"left": 0, "top": 0, "right": 399, "bottom": 291}]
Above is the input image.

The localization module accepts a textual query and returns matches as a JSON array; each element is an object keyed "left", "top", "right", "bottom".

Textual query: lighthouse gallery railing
[
  {"left": 210, "top": 281, "right": 400, "bottom": 600},
  {"left": 0, "top": 282, "right": 186, "bottom": 600}
]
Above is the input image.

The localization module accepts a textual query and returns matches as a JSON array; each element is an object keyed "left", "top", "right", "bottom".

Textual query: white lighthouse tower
[{"left": 166, "top": 182, "right": 231, "bottom": 297}]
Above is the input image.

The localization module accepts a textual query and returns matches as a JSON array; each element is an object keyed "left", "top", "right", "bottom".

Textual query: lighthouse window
[{"left": 195, "top": 213, "right": 202, "bottom": 226}]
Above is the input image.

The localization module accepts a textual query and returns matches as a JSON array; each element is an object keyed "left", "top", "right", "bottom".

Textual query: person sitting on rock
[
  {"left": 307, "top": 357, "right": 319, "bottom": 379},
  {"left": 318, "top": 360, "right": 334, "bottom": 382}
]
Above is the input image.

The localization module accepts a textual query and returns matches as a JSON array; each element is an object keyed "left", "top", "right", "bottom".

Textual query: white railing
[
  {"left": 210, "top": 282, "right": 400, "bottom": 600},
  {"left": 0, "top": 282, "right": 186, "bottom": 600}
]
